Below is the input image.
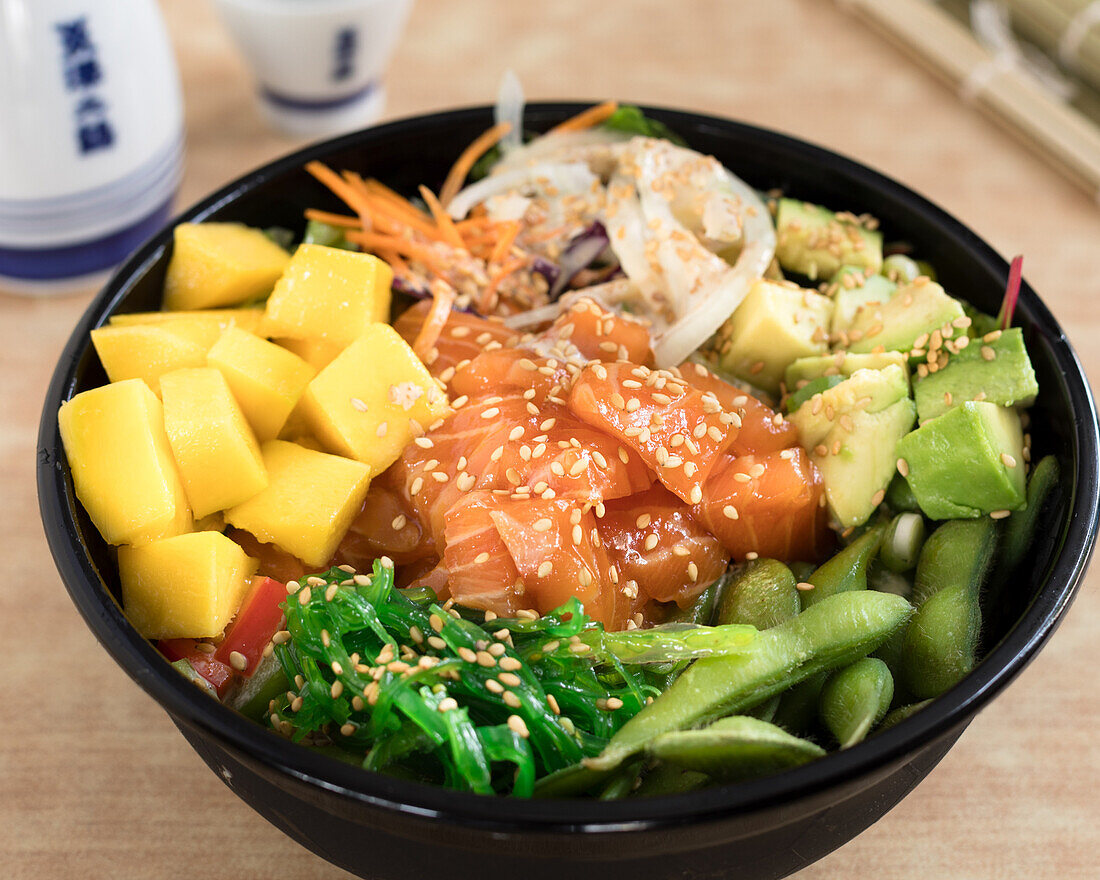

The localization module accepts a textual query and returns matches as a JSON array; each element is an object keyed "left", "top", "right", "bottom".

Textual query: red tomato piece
[
  {"left": 541, "top": 296, "right": 654, "bottom": 365},
  {"left": 693, "top": 447, "right": 831, "bottom": 563},
  {"left": 569, "top": 362, "right": 739, "bottom": 503},
  {"left": 600, "top": 485, "right": 730, "bottom": 608},
  {"left": 677, "top": 361, "right": 799, "bottom": 456},
  {"left": 159, "top": 639, "right": 235, "bottom": 696},
  {"left": 213, "top": 576, "right": 287, "bottom": 677}
]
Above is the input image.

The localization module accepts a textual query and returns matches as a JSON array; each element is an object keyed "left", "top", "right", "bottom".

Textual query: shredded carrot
[
  {"left": 345, "top": 230, "right": 448, "bottom": 278},
  {"left": 489, "top": 221, "right": 521, "bottom": 265},
  {"left": 547, "top": 100, "right": 619, "bottom": 135},
  {"left": 413, "top": 280, "right": 457, "bottom": 361},
  {"left": 419, "top": 185, "right": 466, "bottom": 250},
  {"left": 363, "top": 179, "right": 435, "bottom": 226},
  {"left": 479, "top": 256, "right": 525, "bottom": 311},
  {"left": 305, "top": 161, "right": 374, "bottom": 228},
  {"left": 304, "top": 209, "right": 361, "bottom": 228},
  {"left": 376, "top": 248, "right": 411, "bottom": 278},
  {"left": 455, "top": 216, "right": 495, "bottom": 233},
  {"left": 438, "top": 121, "right": 513, "bottom": 208}
]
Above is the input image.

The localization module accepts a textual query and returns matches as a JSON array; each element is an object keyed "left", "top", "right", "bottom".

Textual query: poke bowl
[{"left": 38, "top": 103, "right": 1100, "bottom": 880}]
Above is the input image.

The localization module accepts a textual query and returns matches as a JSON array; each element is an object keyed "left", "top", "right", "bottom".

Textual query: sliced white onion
[
  {"left": 495, "top": 71, "right": 524, "bottom": 153},
  {"left": 446, "top": 161, "right": 597, "bottom": 221}
]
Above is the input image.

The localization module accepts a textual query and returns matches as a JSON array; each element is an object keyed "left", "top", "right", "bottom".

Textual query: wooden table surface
[{"left": 3, "top": 0, "right": 1098, "bottom": 876}]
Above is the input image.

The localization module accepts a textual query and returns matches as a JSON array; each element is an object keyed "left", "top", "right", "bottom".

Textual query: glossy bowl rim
[{"left": 38, "top": 102, "right": 1100, "bottom": 834}]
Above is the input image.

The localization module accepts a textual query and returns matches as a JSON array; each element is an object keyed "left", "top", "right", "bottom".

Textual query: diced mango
[
  {"left": 58, "top": 379, "right": 193, "bottom": 545},
  {"left": 260, "top": 244, "right": 393, "bottom": 346},
  {"left": 119, "top": 531, "right": 256, "bottom": 638},
  {"left": 160, "top": 367, "right": 269, "bottom": 518},
  {"left": 275, "top": 336, "right": 346, "bottom": 371},
  {"left": 225, "top": 440, "right": 371, "bottom": 567},
  {"left": 299, "top": 324, "right": 451, "bottom": 473},
  {"left": 207, "top": 327, "right": 316, "bottom": 441},
  {"left": 90, "top": 324, "right": 211, "bottom": 396},
  {"left": 109, "top": 306, "right": 265, "bottom": 338},
  {"left": 163, "top": 223, "right": 290, "bottom": 311}
]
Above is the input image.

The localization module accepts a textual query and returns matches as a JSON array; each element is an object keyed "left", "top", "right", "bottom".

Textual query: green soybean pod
[
  {"left": 586, "top": 590, "right": 913, "bottom": 774},
  {"left": 647, "top": 716, "right": 825, "bottom": 780},
  {"left": 632, "top": 763, "right": 710, "bottom": 797},
  {"left": 771, "top": 672, "right": 828, "bottom": 738},
  {"left": 877, "top": 699, "right": 934, "bottom": 733},
  {"left": 885, "top": 473, "right": 922, "bottom": 514},
  {"left": 819, "top": 657, "right": 894, "bottom": 748},
  {"left": 715, "top": 559, "right": 800, "bottom": 630},
  {"left": 900, "top": 518, "right": 996, "bottom": 699},
  {"left": 995, "top": 455, "right": 1060, "bottom": 583},
  {"left": 597, "top": 761, "right": 644, "bottom": 801},
  {"left": 666, "top": 572, "right": 728, "bottom": 626},
  {"left": 801, "top": 524, "right": 885, "bottom": 609}
]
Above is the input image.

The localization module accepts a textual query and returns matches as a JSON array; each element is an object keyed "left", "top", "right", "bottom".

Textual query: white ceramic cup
[
  {"left": 212, "top": 0, "right": 414, "bottom": 138},
  {"left": 0, "top": 0, "right": 183, "bottom": 296}
]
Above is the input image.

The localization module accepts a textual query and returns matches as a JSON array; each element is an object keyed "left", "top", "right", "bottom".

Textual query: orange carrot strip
[
  {"left": 363, "top": 179, "right": 435, "bottom": 225},
  {"left": 304, "top": 209, "right": 361, "bottom": 228},
  {"left": 305, "top": 161, "right": 374, "bottom": 228},
  {"left": 345, "top": 231, "right": 447, "bottom": 276},
  {"left": 479, "top": 256, "right": 525, "bottom": 311},
  {"left": 489, "top": 221, "right": 521, "bottom": 265},
  {"left": 376, "top": 248, "right": 411, "bottom": 278},
  {"left": 547, "top": 100, "right": 619, "bottom": 135},
  {"left": 413, "top": 280, "right": 457, "bottom": 361},
  {"left": 438, "top": 121, "right": 513, "bottom": 208},
  {"left": 419, "top": 185, "right": 466, "bottom": 250}
]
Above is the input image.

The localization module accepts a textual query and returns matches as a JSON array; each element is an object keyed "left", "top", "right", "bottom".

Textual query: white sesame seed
[{"left": 533, "top": 518, "right": 553, "bottom": 532}]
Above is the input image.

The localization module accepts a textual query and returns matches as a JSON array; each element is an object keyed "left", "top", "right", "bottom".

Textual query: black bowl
[{"left": 38, "top": 104, "right": 1100, "bottom": 880}]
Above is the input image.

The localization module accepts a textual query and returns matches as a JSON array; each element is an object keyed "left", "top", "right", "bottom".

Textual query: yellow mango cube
[
  {"left": 299, "top": 324, "right": 451, "bottom": 474},
  {"left": 275, "top": 336, "right": 346, "bottom": 371},
  {"left": 225, "top": 440, "right": 371, "bottom": 567},
  {"left": 109, "top": 306, "right": 265, "bottom": 339},
  {"left": 119, "top": 531, "right": 257, "bottom": 639},
  {"left": 58, "top": 379, "right": 192, "bottom": 545},
  {"left": 163, "top": 223, "right": 290, "bottom": 311},
  {"left": 207, "top": 327, "right": 316, "bottom": 441},
  {"left": 160, "top": 367, "right": 269, "bottom": 518},
  {"left": 90, "top": 324, "right": 212, "bottom": 396},
  {"left": 260, "top": 244, "right": 393, "bottom": 346}
]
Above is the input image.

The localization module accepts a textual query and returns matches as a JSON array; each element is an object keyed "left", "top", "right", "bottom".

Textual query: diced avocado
[
  {"left": 895, "top": 401, "right": 1026, "bottom": 519},
  {"left": 789, "top": 364, "right": 910, "bottom": 449},
  {"left": 830, "top": 271, "right": 896, "bottom": 337},
  {"left": 912, "top": 327, "right": 1038, "bottom": 421},
  {"left": 846, "top": 279, "right": 965, "bottom": 355},
  {"left": 717, "top": 279, "right": 832, "bottom": 395},
  {"left": 959, "top": 299, "right": 999, "bottom": 338},
  {"left": 228, "top": 652, "right": 290, "bottom": 721},
  {"left": 785, "top": 351, "right": 909, "bottom": 391},
  {"left": 811, "top": 398, "right": 917, "bottom": 528},
  {"left": 785, "top": 375, "right": 843, "bottom": 414},
  {"left": 170, "top": 658, "right": 218, "bottom": 698},
  {"left": 774, "top": 199, "right": 883, "bottom": 281},
  {"left": 885, "top": 472, "right": 921, "bottom": 513}
]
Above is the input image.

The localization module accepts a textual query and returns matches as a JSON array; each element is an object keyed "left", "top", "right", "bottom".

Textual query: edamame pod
[
  {"left": 877, "top": 699, "right": 934, "bottom": 733},
  {"left": 647, "top": 716, "right": 825, "bottom": 780},
  {"left": 995, "top": 455, "right": 1060, "bottom": 583},
  {"left": 819, "top": 657, "right": 894, "bottom": 748},
  {"left": 771, "top": 672, "right": 828, "bottom": 738},
  {"left": 801, "top": 524, "right": 884, "bottom": 609},
  {"left": 598, "top": 761, "right": 643, "bottom": 800},
  {"left": 632, "top": 763, "right": 710, "bottom": 797},
  {"left": 666, "top": 576, "right": 723, "bottom": 626},
  {"left": 900, "top": 518, "right": 996, "bottom": 698},
  {"left": 715, "top": 559, "right": 800, "bottom": 630},
  {"left": 586, "top": 590, "right": 912, "bottom": 773}
]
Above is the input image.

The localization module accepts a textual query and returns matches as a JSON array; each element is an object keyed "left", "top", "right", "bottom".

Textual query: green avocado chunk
[
  {"left": 717, "top": 279, "right": 832, "bottom": 395},
  {"left": 912, "top": 327, "right": 1038, "bottom": 421},
  {"left": 785, "top": 375, "right": 844, "bottom": 414},
  {"left": 774, "top": 199, "right": 883, "bottom": 281},
  {"left": 785, "top": 351, "right": 909, "bottom": 391},
  {"left": 895, "top": 401, "right": 1026, "bottom": 519},
  {"left": 829, "top": 269, "right": 897, "bottom": 337},
  {"left": 788, "top": 364, "right": 909, "bottom": 449},
  {"left": 812, "top": 398, "right": 917, "bottom": 528},
  {"left": 846, "top": 279, "right": 965, "bottom": 355}
]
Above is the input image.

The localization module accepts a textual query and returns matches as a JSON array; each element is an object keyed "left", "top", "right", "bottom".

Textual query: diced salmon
[
  {"left": 394, "top": 300, "right": 515, "bottom": 386},
  {"left": 450, "top": 346, "right": 574, "bottom": 402},
  {"left": 569, "top": 362, "right": 738, "bottom": 503},
  {"left": 601, "top": 485, "right": 729, "bottom": 608},
  {"left": 443, "top": 491, "right": 524, "bottom": 615},
  {"left": 693, "top": 448, "right": 831, "bottom": 563},
  {"left": 334, "top": 482, "right": 434, "bottom": 570},
  {"left": 541, "top": 297, "right": 654, "bottom": 365},
  {"left": 677, "top": 361, "right": 800, "bottom": 456}
]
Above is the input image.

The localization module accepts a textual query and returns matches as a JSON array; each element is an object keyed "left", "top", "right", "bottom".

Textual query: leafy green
[
  {"left": 302, "top": 219, "right": 357, "bottom": 250},
  {"left": 268, "top": 563, "right": 758, "bottom": 796},
  {"left": 600, "top": 105, "right": 687, "bottom": 146}
]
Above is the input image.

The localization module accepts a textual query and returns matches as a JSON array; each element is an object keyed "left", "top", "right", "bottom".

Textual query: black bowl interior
[{"left": 38, "top": 104, "right": 1099, "bottom": 843}]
